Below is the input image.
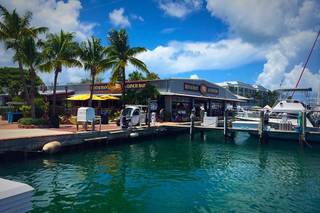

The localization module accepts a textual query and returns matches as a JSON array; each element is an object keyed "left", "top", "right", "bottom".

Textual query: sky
[{"left": 0, "top": 0, "right": 320, "bottom": 92}]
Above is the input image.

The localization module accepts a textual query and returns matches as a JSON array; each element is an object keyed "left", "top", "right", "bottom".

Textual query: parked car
[{"left": 116, "top": 105, "right": 148, "bottom": 126}]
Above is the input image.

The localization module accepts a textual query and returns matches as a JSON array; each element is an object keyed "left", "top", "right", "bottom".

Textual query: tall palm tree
[
  {"left": 40, "top": 30, "right": 81, "bottom": 127},
  {"left": 79, "top": 37, "right": 109, "bottom": 107},
  {"left": 15, "top": 36, "right": 42, "bottom": 118},
  {"left": 0, "top": 5, "right": 47, "bottom": 103},
  {"left": 106, "top": 29, "right": 149, "bottom": 108}
]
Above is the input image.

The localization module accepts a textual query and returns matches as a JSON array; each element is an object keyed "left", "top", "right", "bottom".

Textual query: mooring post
[
  {"left": 259, "top": 110, "right": 265, "bottom": 143},
  {"left": 223, "top": 109, "right": 228, "bottom": 137},
  {"left": 299, "top": 111, "right": 306, "bottom": 146},
  {"left": 190, "top": 108, "right": 196, "bottom": 140}
]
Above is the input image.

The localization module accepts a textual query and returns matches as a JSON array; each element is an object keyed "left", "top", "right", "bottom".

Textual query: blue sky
[
  {"left": 1, "top": 0, "right": 320, "bottom": 91},
  {"left": 78, "top": 0, "right": 264, "bottom": 84}
]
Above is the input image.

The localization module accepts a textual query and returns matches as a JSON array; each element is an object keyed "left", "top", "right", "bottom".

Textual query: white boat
[{"left": 234, "top": 99, "right": 314, "bottom": 130}]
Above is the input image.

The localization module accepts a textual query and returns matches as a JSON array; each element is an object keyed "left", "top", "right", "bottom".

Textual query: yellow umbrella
[
  {"left": 67, "top": 94, "right": 105, "bottom": 101},
  {"left": 99, "top": 95, "right": 120, "bottom": 100}
]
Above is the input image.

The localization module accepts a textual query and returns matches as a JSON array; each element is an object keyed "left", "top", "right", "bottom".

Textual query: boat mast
[{"left": 291, "top": 29, "right": 320, "bottom": 97}]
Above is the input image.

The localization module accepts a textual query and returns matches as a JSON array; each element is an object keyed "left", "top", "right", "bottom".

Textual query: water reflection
[{"left": 0, "top": 132, "right": 320, "bottom": 212}]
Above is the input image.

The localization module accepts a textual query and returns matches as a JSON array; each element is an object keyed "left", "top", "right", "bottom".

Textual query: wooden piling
[
  {"left": 299, "top": 111, "right": 306, "bottom": 146},
  {"left": 190, "top": 109, "right": 195, "bottom": 140},
  {"left": 223, "top": 110, "right": 228, "bottom": 137},
  {"left": 259, "top": 110, "right": 265, "bottom": 143}
]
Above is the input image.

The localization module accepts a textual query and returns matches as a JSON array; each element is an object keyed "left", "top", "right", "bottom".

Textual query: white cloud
[
  {"left": 206, "top": 0, "right": 320, "bottom": 42},
  {"left": 0, "top": 0, "right": 97, "bottom": 85},
  {"left": 190, "top": 74, "right": 199, "bottom": 79},
  {"left": 159, "top": 0, "right": 203, "bottom": 18},
  {"left": 109, "top": 8, "right": 130, "bottom": 28},
  {"left": 206, "top": 0, "right": 320, "bottom": 93},
  {"left": 137, "top": 38, "right": 265, "bottom": 74},
  {"left": 131, "top": 14, "right": 144, "bottom": 22},
  {"left": 161, "top": 27, "right": 177, "bottom": 34},
  {"left": 256, "top": 31, "right": 318, "bottom": 89}
]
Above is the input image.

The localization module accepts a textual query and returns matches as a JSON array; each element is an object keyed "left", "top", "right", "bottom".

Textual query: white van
[{"left": 117, "top": 105, "right": 148, "bottom": 126}]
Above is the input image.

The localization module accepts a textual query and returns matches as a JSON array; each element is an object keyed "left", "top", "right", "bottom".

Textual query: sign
[
  {"left": 184, "top": 83, "right": 199, "bottom": 92},
  {"left": 93, "top": 83, "right": 122, "bottom": 94},
  {"left": 207, "top": 87, "right": 219, "bottom": 95},
  {"left": 200, "top": 84, "right": 207, "bottom": 95},
  {"left": 125, "top": 82, "right": 146, "bottom": 89},
  {"left": 184, "top": 83, "right": 219, "bottom": 95}
]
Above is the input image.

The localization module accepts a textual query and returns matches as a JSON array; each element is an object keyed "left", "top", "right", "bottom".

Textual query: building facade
[
  {"left": 217, "top": 81, "right": 269, "bottom": 107},
  {"left": 45, "top": 78, "right": 241, "bottom": 121}
]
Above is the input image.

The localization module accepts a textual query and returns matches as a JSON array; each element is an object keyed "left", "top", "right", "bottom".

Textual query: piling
[
  {"left": 258, "top": 110, "right": 265, "bottom": 143},
  {"left": 190, "top": 108, "right": 195, "bottom": 140},
  {"left": 223, "top": 110, "right": 228, "bottom": 137},
  {"left": 299, "top": 111, "right": 306, "bottom": 146}
]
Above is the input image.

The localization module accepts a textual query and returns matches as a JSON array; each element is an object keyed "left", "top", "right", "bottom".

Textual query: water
[{"left": 1, "top": 132, "right": 320, "bottom": 212}]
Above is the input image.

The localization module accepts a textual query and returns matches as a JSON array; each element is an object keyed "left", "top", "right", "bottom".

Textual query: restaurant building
[{"left": 46, "top": 78, "right": 241, "bottom": 121}]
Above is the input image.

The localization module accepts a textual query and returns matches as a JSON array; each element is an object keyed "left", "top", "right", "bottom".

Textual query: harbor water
[{"left": 1, "top": 132, "right": 320, "bottom": 212}]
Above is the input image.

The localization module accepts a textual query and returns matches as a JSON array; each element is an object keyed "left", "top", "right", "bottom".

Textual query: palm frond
[{"left": 128, "top": 57, "right": 149, "bottom": 73}]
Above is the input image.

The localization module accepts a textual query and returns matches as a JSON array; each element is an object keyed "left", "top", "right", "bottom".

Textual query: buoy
[
  {"left": 129, "top": 132, "right": 139, "bottom": 138},
  {"left": 42, "top": 141, "right": 62, "bottom": 154}
]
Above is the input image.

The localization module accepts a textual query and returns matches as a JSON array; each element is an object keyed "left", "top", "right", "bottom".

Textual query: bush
[
  {"left": 34, "top": 98, "right": 49, "bottom": 118},
  {"left": 18, "top": 117, "right": 49, "bottom": 126},
  {"left": 19, "top": 105, "right": 31, "bottom": 117}
]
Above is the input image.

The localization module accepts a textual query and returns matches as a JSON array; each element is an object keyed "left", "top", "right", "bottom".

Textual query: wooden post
[
  {"left": 223, "top": 110, "right": 228, "bottom": 137},
  {"left": 259, "top": 110, "right": 265, "bottom": 143},
  {"left": 190, "top": 108, "right": 195, "bottom": 140},
  {"left": 299, "top": 111, "right": 306, "bottom": 145}
]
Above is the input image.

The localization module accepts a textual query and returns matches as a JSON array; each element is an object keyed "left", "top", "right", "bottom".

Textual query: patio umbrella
[
  {"left": 67, "top": 94, "right": 105, "bottom": 101},
  {"left": 99, "top": 95, "right": 120, "bottom": 100}
]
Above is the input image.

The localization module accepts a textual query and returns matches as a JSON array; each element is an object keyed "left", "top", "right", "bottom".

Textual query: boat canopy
[{"left": 272, "top": 100, "right": 306, "bottom": 113}]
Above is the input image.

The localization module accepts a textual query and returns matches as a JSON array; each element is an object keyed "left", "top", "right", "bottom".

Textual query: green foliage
[
  {"left": 19, "top": 105, "right": 31, "bottom": 117},
  {"left": 125, "top": 83, "right": 159, "bottom": 105},
  {"left": 0, "top": 67, "right": 43, "bottom": 96},
  {"left": 18, "top": 117, "right": 49, "bottom": 126},
  {"left": 128, "top": 70, "right": 160, "bottom": 81},
  {"left": 266, "top": 90, "right": 279, "bottom": 106},
  {"left": 34, "top": 98, "right": 49, "bottom": 117}
]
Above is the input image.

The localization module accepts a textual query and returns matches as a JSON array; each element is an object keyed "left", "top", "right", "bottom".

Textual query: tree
[
  {"left": 106, "top": 29, "right": 149, "bottom": 108},
  {"left": 40, "top": 30, "right": 81, "bottom": 127},
  {"left": 0, "top": 5, "right": 47, "bottom": 104},
  {"left": 146, "top": 72, "right": 159, "bottom": 80},
  {"left": 128, "top": 71, "right": 145, "bottom": 81},
  {"left": 128, "top": 70, "right": 160, "bottom": 81},
  {"left": 16, "top": 36, "right": 42, "bottom": 118},
  {"left": 79, "top": 37, "right": 109, "bottom": 107},
  {"left": 0, "top": 67, "right": 43, "bottom": 97}
]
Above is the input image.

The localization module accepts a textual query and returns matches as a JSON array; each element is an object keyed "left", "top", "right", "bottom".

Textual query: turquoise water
[{"left": 1, "top": 132, "right": 320, "bottom": 212}]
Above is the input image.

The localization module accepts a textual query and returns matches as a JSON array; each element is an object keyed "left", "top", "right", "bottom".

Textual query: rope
[{"left": 292, "top": 29, "right": 320, "bottom": 97}]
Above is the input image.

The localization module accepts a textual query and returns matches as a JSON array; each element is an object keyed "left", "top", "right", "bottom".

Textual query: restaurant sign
[
  {"left": 184, "top": 83, "right": 219, "bottom": 95},
  {"left": 125, "top": 82, "right": 147, "bottom": 89}
]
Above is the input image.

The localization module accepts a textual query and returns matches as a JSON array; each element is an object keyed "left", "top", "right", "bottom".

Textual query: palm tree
[
  {"left": 79, "top": 37, "right": 109, "bottom": 107},
  {"left": 0, "top": 5, "right": 47, "bottom": 103},
  {"left": 16, "top": 36, "right": 42, "bottom": 118},
  {"left": 106, "top": 29, "right": 149, "bottom": 108},
  {"left": 40, "top": 30, "right": 81, "bottom": 127}
]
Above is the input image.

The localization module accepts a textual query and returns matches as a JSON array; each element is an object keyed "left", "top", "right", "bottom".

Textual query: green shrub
[
  {"left": 18, "top": 117, "right": 49, "bottom": 126},
  {"left": 35, "top": 98, "right": 49, "bottom": 118},
  {"left": 19, "top": 105, "right": 31, "bottom": 117}
]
